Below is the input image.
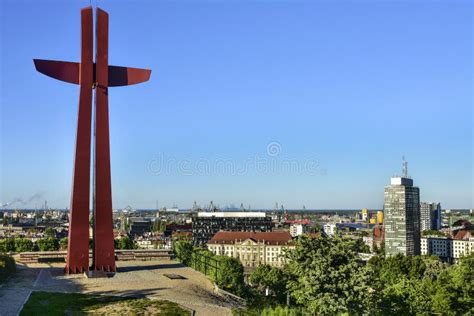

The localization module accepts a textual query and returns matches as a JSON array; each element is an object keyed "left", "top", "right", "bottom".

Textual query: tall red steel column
[
  {"left": 66, "top": 7, "right": 94, "bottom": 274},
  {"left": 34, "top": 6, "right": 151, "bottom": 274},
  {"left": 93, "top": 8, "right": 116, "bottom": 272}
]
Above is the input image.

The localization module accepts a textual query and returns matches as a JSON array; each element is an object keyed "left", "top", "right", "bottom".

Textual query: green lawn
[{"left": 20, "top": 291, "right": 190, "bottom": 315}]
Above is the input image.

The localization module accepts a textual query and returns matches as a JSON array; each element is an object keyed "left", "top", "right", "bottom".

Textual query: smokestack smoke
[{"left": 2, "top": 193, "right": 44, "bottom": 207}]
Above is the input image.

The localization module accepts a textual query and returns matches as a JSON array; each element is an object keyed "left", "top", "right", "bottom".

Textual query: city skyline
[{"left": 1, "top": 0, "right": 472, "bottom": 209}]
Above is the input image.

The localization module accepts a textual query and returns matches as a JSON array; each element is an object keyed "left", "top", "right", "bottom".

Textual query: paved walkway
[
  {"left": 0, "top": 260, "right": 243, "bottom": 315},
  {"left": 0, "top": 264, "right": 37, "bottom": 316}
]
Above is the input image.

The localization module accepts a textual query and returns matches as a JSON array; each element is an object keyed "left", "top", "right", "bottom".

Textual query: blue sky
[{"left": 1, "top": 0, "right": 472, "bottom": 210}]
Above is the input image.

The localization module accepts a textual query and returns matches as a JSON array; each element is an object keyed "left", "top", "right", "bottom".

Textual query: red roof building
[{"left": 207, "top": 231, "right": 294, "bottom": 268}]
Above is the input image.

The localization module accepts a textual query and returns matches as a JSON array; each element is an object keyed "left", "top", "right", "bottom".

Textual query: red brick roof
[
  {"left": 208, "top": 231, "right": 293, "bottom": 245},
  {"left": 373, "top": 225, "right": 384, "bottom": 239},
  {"left": 454, "top": 230, "right": 472, "bottom": 240}
]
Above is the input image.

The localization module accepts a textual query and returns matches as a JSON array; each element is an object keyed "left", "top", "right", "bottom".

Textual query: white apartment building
[
  {"left": 420, "top": 237, "right": 450, "bottom": 260},
  {"left": 207, "top": 231, "right": 294, "bottom": 268},
  {"left": 289, "top": 224, "right": 305, "bottom": 237},
  {"left": 420, "top": 231, "right": 473, "bottom": 263},
  {"left": 323, "top": 223, "right": 337, "bottom": 237}
]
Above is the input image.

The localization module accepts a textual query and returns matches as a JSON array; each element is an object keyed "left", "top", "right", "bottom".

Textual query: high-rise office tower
[
  {"left": 420, "top": 202, "right": 442, "bottom": 232},
  {"left": 384, "top": 159, "right": 421, "bottom": 257}
]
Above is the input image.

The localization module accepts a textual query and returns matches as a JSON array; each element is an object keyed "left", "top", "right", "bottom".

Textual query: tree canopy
[
  {"left": 249, "top": 264, "right": 288, "bottom": 303},
  {"left": 114, "top": 236, "right": 136, "bottom": 250},
  {"left": 368, "top": 252, "right": 474, "bottom": 315},
  {"left": 14, "top": 238, "right": 34, "bottom": 252},
  {"left": 37, "top": 237, "right": 59, "bottom": 251},
  {"left": 44, "top": 227, "right": 56, "bottom": 238},
  {"left": 284, "top": 235, "right": 375, "bottom": 314}
]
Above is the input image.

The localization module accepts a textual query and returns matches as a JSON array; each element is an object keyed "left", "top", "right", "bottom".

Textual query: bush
[
  {"left": 0, "top": 238, "right": 15, "bottom": 252},
  {"left": 37, "top": 237, "right": 59, "bottom": 251},
  {"left": 60, "top": 237, "right": 68, "bottom": 250},
  {"left": 0, "top": 253, "right": 16, "bottom": 283},
  {"left": 114, "top": 236, "right": 136, "bottom": 249},
  {"left": 174, "top": 241, "right": 247, "bottom": 298},
  {"left": 233, "top": 306, "right": 308, "bottom": 316},
  {"left": 15, "top": 238, "right": 34, "bottom": 252},
  {"left": 174, "top": 240, "right": 193, "bottom": 265},
  {"left": 215, "top": 256, "right": 246, "bottom": 296},
  {"left": 44, "top": 227, "right": 56, "bottom": 238},
  {"left": 249, "top": 264, "right": 288, "bottom": 303}
]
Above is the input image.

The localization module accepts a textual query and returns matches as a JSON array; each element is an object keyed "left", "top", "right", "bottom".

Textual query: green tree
[
  {"left": 173, "top": 240, "right": 193, "bottom": 266},
  {"left": 215, "top": 256, "right": 246, "bottom": 296},
  {"left": 44, "top": 227, "right": 56, "bottom": 238},
  {"left": 371, "top": 254, "right": 466, "bottom": 315},
  {"left": 352, "top": 238, "right": 371, "bottom": 253},
  {"left": 447, "top": 253, "right": 474, "bottom": 314},
  {"left": 152, "top": 220, "right": 167, "bottom": 232},
  {"left": 249, "top": 264, "right": 288, "bottom": 303},
  {"left": 59, "top": 237, "right": 68, "bottom": 250},
  {"left": 14, "top": 238, "right": 34, "bottom": 252},
  {"left": 309, "top": 222, "right": 322, "bottom": 233},
  {"left": 37, "top": 237, "right": 59, "bottom": 251},
  {"left": 374, "top": 242, "right": 385, "bottom": 256},
  {"left": 0, "top": 238, "right": 15, "bottom": 252},
  {"left": 114, "top": 236, "right": 135, "bottom": 250},
  {"left": 285, "top": 235, "right": 375, "bottom": 314}
]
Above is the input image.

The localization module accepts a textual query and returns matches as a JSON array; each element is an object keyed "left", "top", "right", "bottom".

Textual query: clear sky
[{"left": 1, "top": 0, "right": 472, "bottom": 210}]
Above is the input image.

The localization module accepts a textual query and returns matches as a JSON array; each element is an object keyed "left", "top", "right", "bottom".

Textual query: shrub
[
  {"left": 60, "top": 237, "right": 68, "bottom": 250},
  {"left": 37, "top": 237, "right": 59, "bottom": 251},
  {"left": 15, "top": 238, "right": 34, "bottom": 252},
  {"left": 0, "top": 238, "right": 15, "bottom": 252},
  {"left": 0, "top": 253, "right": 16, "bottom": 283}
]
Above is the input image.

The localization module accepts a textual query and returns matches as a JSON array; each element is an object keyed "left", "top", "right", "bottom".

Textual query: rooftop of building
[
  {"left": 453, "top": 230, "right": 472, "bottom": 240},
  {"left": 421, "top": 230, "right": 472, "bottom": 241},
  {"left": 197, "top": 212, "right": 267, "bottom": 218},
  {"left": 389, "top": 176, "right": 414, "bottom": 187},
  {"left": 208, "top": 230, "right": 292, "bottom": 245}
]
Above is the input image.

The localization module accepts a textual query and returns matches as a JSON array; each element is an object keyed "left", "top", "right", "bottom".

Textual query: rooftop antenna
[{"left": 402, "top": 156, "right": 408, "bottom": 177}]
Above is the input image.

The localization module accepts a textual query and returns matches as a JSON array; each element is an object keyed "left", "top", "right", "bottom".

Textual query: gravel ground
[{"left": 0, "top": 260, "right": 244, "bottom": 315}]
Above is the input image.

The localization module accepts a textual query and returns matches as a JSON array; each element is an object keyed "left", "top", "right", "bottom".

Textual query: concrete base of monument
[{"left": 84, "top": 270, "right": 116, "bottom": 278}]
